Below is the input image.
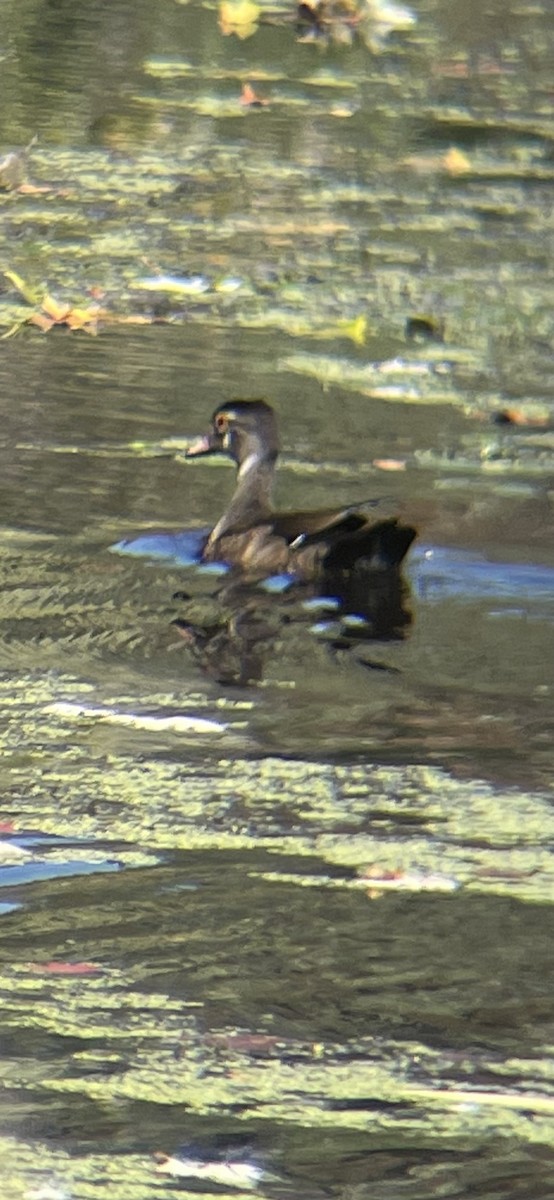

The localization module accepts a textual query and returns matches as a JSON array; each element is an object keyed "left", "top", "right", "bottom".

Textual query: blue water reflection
[
  {"left": 411, "top": 545, "right": 554, "bottom": 606},
  {"left": 110, "top": 528, "right": 208, "bottom": 564},
  {"left": 111, "top": 528, "right": 554, "bottom": 609}
]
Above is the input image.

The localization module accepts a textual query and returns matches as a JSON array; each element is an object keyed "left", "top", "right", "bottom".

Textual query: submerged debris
[
  {"left": 154, "top": 1136, "right": 279, "bottom": 1190},
  {"left": 297, "top": 0, "right": 415, "bottom": 49},
  {"left": 406, "top": 314, "right": 446, "bottom": 343}
]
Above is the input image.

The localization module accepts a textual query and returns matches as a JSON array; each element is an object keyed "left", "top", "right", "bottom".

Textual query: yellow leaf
[
  {"left": 65, "top": 307, "right": 99, "bottom": 333},
  {"left": 219, "top": 0, "right": 260, "bottom": 38},
  {"left": 0, "top": 321, "right": 26, "bottom": 339},
  {"left": 443, "top": 146, "right": 471, "bottom": 175},
  {"left": 104, "top": 313, "right": 153, "bottom": 325},
  {"left": 41, "top": 295, "right": 71, "bottom": 322},
  {"left": 4, "top": 270, "right": 43, "bottom": 306},
  {"left": 337, "top": 313, "right": 368, "bottom": 346}
]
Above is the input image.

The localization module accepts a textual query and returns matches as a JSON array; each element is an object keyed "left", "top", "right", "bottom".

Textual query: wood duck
[{"left": 186, "top": 400, "right": 416, "bottom": 578}]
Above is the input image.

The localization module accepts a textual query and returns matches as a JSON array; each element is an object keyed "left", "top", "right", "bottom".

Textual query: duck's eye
[{"left": 215, "top": 413, "right": 229, "bottom": 434}]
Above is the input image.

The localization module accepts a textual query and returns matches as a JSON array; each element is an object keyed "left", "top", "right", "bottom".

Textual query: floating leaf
[
  {"left": 16, "top": 181, "right": 53, "bottom": 195},
  {"left": 401, "top": 147, "right": 472, "bottom": 175},
  {"left": 219, "top": 0, "right": 260, "bottom": 39},
  {"left": 65, "top": 309, "right": 99, "bottom": 333},
  {"left": 4, "top": 269, "right": 43, "bottom": 306},
  {"left": 41, "top": 295, "right": 72, "bottom": 322},
  {"left": 240, "top": 82, "right": 269, "bottom": 107},
  {"left": 3, "top": 275, "right": 106, "bottom": 336},
  {"left": 443, "top": 146, "right": 471, "bottom": 174},
  {"left": 373, "top": 458, "right": 407, "bottom": 470},
  {"left": 27, "top": 961, "right": 103, "bottom": 976},
  {"left": 28, "top": 311, "right": 57, "bottom": 333},
  {"left": 336, "top": 313, "right": 368, "bottom": 346}
]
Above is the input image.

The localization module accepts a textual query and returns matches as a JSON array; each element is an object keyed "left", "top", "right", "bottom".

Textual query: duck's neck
[{"left": 207, "top": 453, "right": 276, "bottom": 545}]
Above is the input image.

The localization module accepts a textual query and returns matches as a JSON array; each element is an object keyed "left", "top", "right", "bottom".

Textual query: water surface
[{"left": 0, "top": 1, "right": 553, "bottom": 1197}]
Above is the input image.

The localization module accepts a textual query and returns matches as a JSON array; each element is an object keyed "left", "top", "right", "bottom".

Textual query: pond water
[{"left": 0, "top": 0, "right": 553, "bottom": 1197}]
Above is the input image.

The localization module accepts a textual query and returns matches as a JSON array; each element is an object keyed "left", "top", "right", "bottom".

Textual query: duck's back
[{"left": 203, "top": 512, "right": 415, "bottom": 579}]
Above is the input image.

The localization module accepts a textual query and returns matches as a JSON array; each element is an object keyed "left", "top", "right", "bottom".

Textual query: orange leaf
[
  {"left": 16, "top": 182, "right": 53, "bottom": 195},
  {"left": 240, "top": 83, "right": 269, "bottom": 107},
  {"left": 41, "top": 295, "right": 71, "bottom": 322},
  {"left": 373, "top": 458, "right": 407, "bottom": 471},
  {"left": 29, "top": 312, "right": 56, "bottom": 332}
]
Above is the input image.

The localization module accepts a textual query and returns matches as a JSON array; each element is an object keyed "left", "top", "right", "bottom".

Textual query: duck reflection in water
[{"left": 174, "top": 400, "right": 415, "bottom": 686}]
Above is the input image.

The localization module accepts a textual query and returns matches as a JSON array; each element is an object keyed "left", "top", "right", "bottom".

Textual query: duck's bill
[{"left": 185, "top": 432, "right": 221, "bottom": 457}]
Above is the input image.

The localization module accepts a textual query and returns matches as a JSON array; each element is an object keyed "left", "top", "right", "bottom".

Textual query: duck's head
[{"left": 186, "top": 399, "right": 279, "bottom": 475}]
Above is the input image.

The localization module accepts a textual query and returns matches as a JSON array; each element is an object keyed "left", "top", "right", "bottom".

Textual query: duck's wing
[
  {"left": 322, "top": 518, "right": 417, "bottom": 571},
  {"left": 271, "top": 499, "right": 390, "bottom": 546},
  {"left": 278, "top": 500, "right": 416, "bottom": 571}
]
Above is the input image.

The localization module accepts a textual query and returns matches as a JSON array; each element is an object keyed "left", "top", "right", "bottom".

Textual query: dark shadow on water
[{"left": 172, "top": 569, "right": 412, "bottom": 687}]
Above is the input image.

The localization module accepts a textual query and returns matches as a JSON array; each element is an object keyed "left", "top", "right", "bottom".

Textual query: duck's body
[{"left": 186, "top": 400, "right": 416, "bottom": 579}]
